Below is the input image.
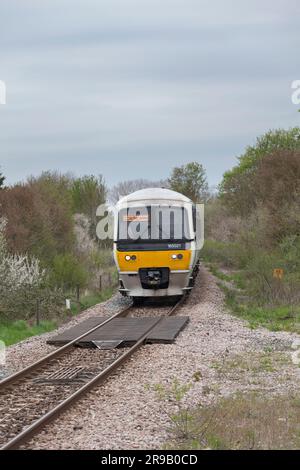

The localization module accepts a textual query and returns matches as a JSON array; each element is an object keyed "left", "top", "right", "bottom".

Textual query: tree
[
  {"left": 108, "top": 178, "right": 169, "bottom": 204},
  {"left": 219, "top": 127, "right": 300, "bottom": 215},
  {"left": 51, "top": 253, "right": 88, "bottom": 291},
  {"left": 251, "top": 149, "right": 300, "bottom": 241},
  {"left": 71, "top": 175, "right": 106, "bottom": 214},
  {"left": 168, "top": 162, "right": 208, "bottom": 202},
  {"left": 0, "top": 168, "right": 5, "bottom": 189},
  {"left": 0, "top": 217, "right": 47, "bottom": 321},
  {"left": 0, "top": 174, "right": 75, "bottom": 264},
  {"left": 71, "top": 175, "right": 107, "bottom": 238}
]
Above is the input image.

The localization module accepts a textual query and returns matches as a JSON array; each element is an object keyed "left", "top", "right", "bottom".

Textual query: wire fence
[{"left": 32, "top": 271, "right": 118, "bottom": 326}]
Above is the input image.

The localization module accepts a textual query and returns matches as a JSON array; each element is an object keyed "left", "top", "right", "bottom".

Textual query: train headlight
[
  {"left": 171, "top": 254, "right": 184, "bottom": 260},
  {"left": 125, "top": 255, "right": 137, "bottom": 261}
]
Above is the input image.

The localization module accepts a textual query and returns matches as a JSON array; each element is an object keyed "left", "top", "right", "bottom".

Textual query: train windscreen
[{"left": 117, "top": 206, "right": 191, "bottom": 242}]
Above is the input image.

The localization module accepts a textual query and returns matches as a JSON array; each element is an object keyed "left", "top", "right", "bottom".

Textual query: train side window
[{"left": 192, "top": 205, "right": 196, "bottom": 233}]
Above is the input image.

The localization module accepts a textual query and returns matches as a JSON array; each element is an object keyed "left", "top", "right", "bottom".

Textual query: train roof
[{"left": 117, "top": 188, "right": 192, "bottom": 205}]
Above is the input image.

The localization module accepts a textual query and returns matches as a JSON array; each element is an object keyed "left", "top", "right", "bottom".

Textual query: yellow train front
[{"left": 113, "top": 188, "right": 201, "bottom": 300}]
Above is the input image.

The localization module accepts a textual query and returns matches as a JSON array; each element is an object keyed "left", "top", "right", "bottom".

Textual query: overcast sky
[{"left": 0, "top": 0, "right": 299, "bottom": 188}]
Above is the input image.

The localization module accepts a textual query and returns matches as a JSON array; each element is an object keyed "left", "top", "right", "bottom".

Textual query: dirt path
[{"left": 10, "top": 266, "right": 300, "bottom": 449}]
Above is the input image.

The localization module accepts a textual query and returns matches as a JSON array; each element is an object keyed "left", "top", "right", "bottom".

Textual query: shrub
[
  {"left": 51, "top": 253, "right": 88, "bottom": 291},
  {"left": 0, "top": 173, "right": 74, "bottom": 264},
  {"left": 219, "top": 128, "right": 300, "bottom": 216},
  {"left": 71, "top": 175, "right": 107, "bottom": 238},
  {"left": 202, "top": 239, "right": 253, "bottom": 269},
  {"left": 0, "top": 217, "right": 64, "bottom": 321},
  {"left": 226, "top": 254, "right": 300, "bottom": 309}
]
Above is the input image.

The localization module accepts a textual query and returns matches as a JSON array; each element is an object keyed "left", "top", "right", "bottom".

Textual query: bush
[
  {"left": 71, "top": 175, "right": 107, "bottom": 238},
  {"left": 0, "top": 172, "right": 74, "bottom": 264},
  {"left": 205, "top": 130, "right": 300, "bottom": 314},
  {"left": 219, "top": 128, "right": 300, "bottom": 217},
  {"left": 204, "top": 198, "right": 242, "bottom": 242},
  {"left": 0, "top": 284, "right": 65, "bottom": 322},
  {"left": 0, "top": 217, "right": 62, "bottom": 321},
  {"left": 202, "top": 239, "right": 253, "bottom": 269},
  {"left": 51, "top": 253, "right": 88, "bottom": 291},
  {"left": 90, "top": 249, "right": 114, "bottom": 269}
]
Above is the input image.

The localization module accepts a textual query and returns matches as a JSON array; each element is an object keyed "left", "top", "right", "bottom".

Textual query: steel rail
[
  {"left": 0, "top": 296, "right": 184, "bottom": 450},
  {"left": 0, "top": 304, "right": 132, "bottom": 389}
]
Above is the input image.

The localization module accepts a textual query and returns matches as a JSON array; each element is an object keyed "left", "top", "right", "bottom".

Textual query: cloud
[{"left": 0, "top": 0, "right": 299, "bottom": 187}]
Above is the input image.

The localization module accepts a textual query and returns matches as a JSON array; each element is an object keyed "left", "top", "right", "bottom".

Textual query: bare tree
[{"left": 108, "top": 178, "right": 169, "bottom": 204}]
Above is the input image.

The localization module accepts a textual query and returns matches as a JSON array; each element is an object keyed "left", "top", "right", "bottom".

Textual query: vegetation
[
  {"left": 0, "top": 168, "right": 172, "bottom": 342},
  {"left": 166, "top": 391, "right": 300, "bottom": 450},
  {"left": 0, "top": 170, "right": 117, "bottom": 343},
  {"left": 0, "top": 172, "right": 74, "bottom": 264},
  {"left": 219, "top": 128, "right": 300, "bottom": 217},
  {"left": 0, "top": 217, "right": 56, "bottom": 322},
  {"left": 1, "top": 128, "right": 299, "bottom": 341},
  {"left": 148, "top": 378, "right": 196, "bottom": 444},
  {"left": 168, "top": 162, "right": 209, "bottom": 202},
  {"left": 70, "top": 287, "right": 117, "bottom": 315},
  {"left": 71, "top": 174, "right": 106, "bottom": 236},
  {"left": 152, "top": 370, "right": 300, "bottom": 450},
  {"left": 203, "top": 127, "right": 300, "bottom": 332},
  {"left": 109, "top": 178, "right": 168, "bottom": 204},
  {"left": 51, "top": 253, "right": 88, "bottom": 291},
  {"left": 0, "top": 320, "right": 56, "bottom": 347},
  {"left": 0, "top": 168, "right": 5, "bottom": 189},
  {"left": 0, "top": 285, "right": 116, "bottom": 345}
]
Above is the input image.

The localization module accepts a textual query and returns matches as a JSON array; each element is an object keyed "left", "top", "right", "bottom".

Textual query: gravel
[
  {"left": 0, "top": 347, "right": 124, "bottom": 447},
  {"left": 1, "top": 293, "right": 131, "bottom": 379},
  {"left": 3, "top": 265, "right": 300, "bottom": 449}
]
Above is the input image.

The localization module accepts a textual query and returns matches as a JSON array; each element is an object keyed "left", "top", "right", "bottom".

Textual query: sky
[{"left": 0, "top": 0, "right": 299, "bottom": 188}]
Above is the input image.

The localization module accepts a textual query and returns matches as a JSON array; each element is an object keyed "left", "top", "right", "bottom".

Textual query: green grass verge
[
  {"left": 207, "top": 262, "right": 246, "bottom": 289},
  {"left": 70, "top": 287, "right": 115, "bottom": 315},
  {"left": 0, "top": 287, "right": 116, "bottom": 346},
  {"left": 0, "top": 320, "right": 56, "bottom": 347},
  {"left": 206, "top": 262, "right": 300, "bottom": 333},
  {"left": 167, "top": 392, "right": 300, "bottom": 450},
  {"left": 220, "top": 282, "right": 300, "bottom": 333}
]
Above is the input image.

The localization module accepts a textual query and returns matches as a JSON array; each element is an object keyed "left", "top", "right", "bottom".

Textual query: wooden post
[
  {"left": 36, "top": 299, "right": 40, "bottom": 326},
  {"left": 99, "top": 274, "right": 102, "bottom": 291}
]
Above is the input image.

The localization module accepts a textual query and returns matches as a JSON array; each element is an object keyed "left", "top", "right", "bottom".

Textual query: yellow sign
[{"left": 273, "top": 269, "right": 284, "bottom": 280}]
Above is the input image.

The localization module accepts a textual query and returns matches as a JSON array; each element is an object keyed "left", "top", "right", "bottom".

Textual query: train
[{"left": 113, "top": 188, "right": 202, "bottom": 302}]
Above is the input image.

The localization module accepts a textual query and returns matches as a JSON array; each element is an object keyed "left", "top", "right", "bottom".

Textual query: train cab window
[{"left": 118, "top": 206, "right": 190, "bottom": 242}]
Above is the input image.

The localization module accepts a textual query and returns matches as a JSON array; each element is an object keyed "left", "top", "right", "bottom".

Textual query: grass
[
  {"left": 158, "top": 376, "right": 300, "bottom": 450},
  {"left": 208, "top": 264, "right": 232, "bottom": 282},
  {"left": 70, "top": 287, "right": 115, "bottom": 315},
  {"left": 221, "top": 283, "right": 300, "bottom": 333},
  {"left": 0, "top": 287, "right": 116, "bottom": 346},
  {"left": 211, "top": 351, "right": 290, "bottom": 377},
  {"left": 0, "top": 320, "right": 56, "bottom": 346},
  {"left": 206, "top": 263, "right": 300, "bottom": 333},
  {"left": 207, "top": 262, "right": 246, "bottom": 290},
  {"left": 168, "top": 393, "right": 300, "bottom": 450}
]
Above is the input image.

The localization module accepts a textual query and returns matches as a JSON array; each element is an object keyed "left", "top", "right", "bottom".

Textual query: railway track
[{"left": 0, "top": 297, "right": 184, "bottom": 450}]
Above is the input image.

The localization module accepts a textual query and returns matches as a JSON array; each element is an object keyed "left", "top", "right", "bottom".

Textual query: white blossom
[{"left": 0, "top": 217, "right": 45, "bottom": 293}]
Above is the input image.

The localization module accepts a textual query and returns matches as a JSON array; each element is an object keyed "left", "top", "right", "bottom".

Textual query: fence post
[
  {"left": 99, "top": 274, "right": 102, "bottom": 291},
  {"left": 36, "top": 299, "right": 40, "bottom": 326}
]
